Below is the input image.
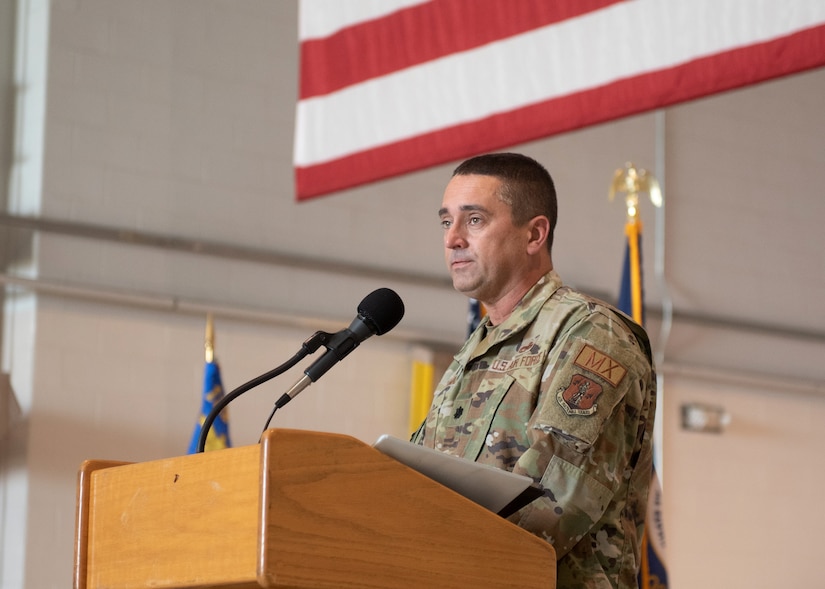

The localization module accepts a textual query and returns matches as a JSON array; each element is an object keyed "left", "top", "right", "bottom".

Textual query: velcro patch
[
  {"left": 557, "top": 374, "right": 603, "bottom": 416},
  {"left": 573, "top": 344, "right": 627, "bottom": 386}
]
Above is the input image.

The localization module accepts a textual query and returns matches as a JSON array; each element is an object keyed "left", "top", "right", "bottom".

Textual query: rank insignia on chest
[{"left": 557, "top": 374, "right": 603, "bottom": 416}]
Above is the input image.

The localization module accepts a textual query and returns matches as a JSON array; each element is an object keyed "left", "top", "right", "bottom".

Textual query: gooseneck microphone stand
[{"left": 195, "top": 330, "right": 331, "bottom": 453}]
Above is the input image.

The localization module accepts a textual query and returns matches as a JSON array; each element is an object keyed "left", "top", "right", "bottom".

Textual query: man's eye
[
  {"left": 440, "top": 219, "right": 452, "bottom": 229},
  {"left": 468, "top": 216, "right": 482, "bottom": 225}
]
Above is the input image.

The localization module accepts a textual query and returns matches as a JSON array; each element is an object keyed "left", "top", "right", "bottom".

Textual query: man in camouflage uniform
[{"left": 412, "top": 153, "right": 657, "bottom": 589}]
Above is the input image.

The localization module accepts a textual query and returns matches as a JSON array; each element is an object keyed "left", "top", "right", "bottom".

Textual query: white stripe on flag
[
  {"left": 299, "top": 0, "right": 428, "bottom": 40},
  {"left": 295, "top": 0, "right": 825, "bottom": 168}
]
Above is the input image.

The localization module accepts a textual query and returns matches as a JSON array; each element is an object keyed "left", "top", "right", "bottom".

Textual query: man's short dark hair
[{"left": 453, "top": 153, "right": 558, "bottom": 252}]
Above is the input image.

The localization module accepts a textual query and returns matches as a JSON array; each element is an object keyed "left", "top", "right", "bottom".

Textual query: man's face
[{"left": 439, "top": 174, "right": 532, "bottom": 305}]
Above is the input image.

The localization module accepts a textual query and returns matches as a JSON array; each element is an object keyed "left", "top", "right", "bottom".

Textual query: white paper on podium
[{"left": 372, "top": 434, "right": 543, "bottom": 516}]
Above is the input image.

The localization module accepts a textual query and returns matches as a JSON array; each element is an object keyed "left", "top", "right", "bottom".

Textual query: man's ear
[{"left": 526, "top": 216, "right": 551, "bottom": 254}]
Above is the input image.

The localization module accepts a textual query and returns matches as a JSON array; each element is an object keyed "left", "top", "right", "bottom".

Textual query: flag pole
[
  {"left": 610, "top": 162, "right": 668, "bottom": 589},
  {"left": 205, "top": 312, "right": 214, "bottom": 364},
  {"left": 609, "top": 161, "right": 662, "bottom": 325}
]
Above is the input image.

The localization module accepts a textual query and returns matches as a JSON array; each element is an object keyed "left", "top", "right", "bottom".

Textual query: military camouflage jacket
[{"left": 412, "top": 271, "right": 656, "bottom": 589}]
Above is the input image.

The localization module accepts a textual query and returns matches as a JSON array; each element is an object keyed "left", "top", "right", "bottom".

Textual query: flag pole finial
[
  {"left": 609, "top": 162, "right": 663, "bottom": 220},
  {"left": 205, "top": 313, "right": 215, "bottom": 363}
]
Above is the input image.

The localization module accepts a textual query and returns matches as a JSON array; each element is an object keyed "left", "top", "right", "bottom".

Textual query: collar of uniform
[{"left": 454, "top": 270, "right": 564, "bottom": 364}]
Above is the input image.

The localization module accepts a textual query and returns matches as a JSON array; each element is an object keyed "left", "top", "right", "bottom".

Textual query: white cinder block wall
[
  {"left": 1, "top": 1, "right": 824, "bottom": 588},
  {"left": 3, "top": 1, "right": 459, "bottom": 587}
]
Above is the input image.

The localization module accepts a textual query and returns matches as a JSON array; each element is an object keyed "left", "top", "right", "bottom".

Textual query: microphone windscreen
[{"left": 358, "top": 288, "right": 405, "bottom": 335}]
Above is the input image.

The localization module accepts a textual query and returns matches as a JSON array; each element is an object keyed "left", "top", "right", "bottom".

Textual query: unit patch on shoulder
[
  {"left": 573, "top": 344, "right": 627, "bottom": 386},
  {"left": 557, "top": 374, "right": 603, "bottom": 416}
]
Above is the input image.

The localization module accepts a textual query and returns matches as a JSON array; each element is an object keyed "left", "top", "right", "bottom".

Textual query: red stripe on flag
[
  {"left": 296, "top": 24, "right": 825, "bottom": 199},
  {"left": 299, "top": 0, "right": 624, "bottom": 99}
]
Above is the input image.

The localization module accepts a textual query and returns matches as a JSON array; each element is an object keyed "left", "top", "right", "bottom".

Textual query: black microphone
[{"left": 273, "top": 288, "right": 404, "bottom": 410}]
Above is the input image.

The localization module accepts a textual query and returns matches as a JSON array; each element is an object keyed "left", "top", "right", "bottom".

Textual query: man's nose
[{"left": 444, "top": 224, "right": 467, "bottom": 249}]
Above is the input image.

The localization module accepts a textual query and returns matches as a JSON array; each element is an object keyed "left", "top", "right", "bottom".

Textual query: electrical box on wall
[{"left": 681, "top": 402, "right": 731, "bottom": 434}]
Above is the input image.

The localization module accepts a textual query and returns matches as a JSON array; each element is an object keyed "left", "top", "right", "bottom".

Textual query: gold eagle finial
[{"left": 609, "top": 162, "right": 662, "bottom": 219}]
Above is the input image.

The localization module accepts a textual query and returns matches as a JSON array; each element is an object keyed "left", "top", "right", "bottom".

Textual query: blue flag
[
  {"left": 467, "top": 298, "right": 485, "bottom": 338},
  {"left": 618, "top": 219, "right": 668, "bottom": 589},
  {"left": 187, "top": 317, "right": 231, "bottom": 453},
  {"left": 187, "top": 360, "right": 231, "bottom": 453}
]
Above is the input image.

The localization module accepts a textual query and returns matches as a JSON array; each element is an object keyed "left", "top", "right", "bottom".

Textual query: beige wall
[
  {"left": 1, "top": 1, "right": 823, "bottom": 588},
  {"left": 663, "top": 371, "right": 825, "bottom": 587}
]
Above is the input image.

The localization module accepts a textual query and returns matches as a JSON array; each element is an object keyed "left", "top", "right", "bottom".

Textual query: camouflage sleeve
[{"left": 510, "top": 308, "right": 651, "bottom": 557}]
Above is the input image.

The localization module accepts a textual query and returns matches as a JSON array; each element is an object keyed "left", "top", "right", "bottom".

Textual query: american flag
[{"left": 295, "top": 0, "right": 825, "bottom": 199}]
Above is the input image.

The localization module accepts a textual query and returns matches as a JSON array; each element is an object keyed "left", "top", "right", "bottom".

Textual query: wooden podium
[{"left": 74, "top": 429, "right": 556, "bottom": 588}]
